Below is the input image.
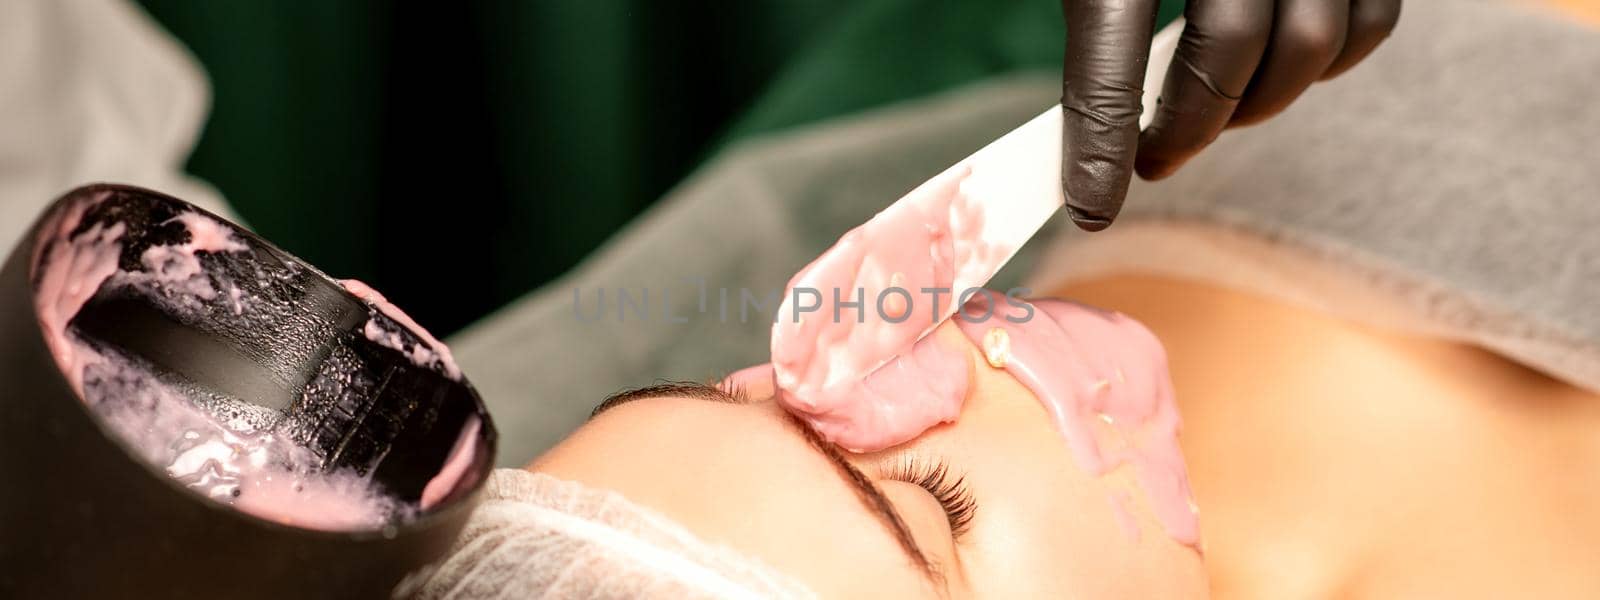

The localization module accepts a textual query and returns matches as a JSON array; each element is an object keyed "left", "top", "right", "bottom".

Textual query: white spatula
[{"left": 939, "top": 18, "right": 1181, "bottom": 296}]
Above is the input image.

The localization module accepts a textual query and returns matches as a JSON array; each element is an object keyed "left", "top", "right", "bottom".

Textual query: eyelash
[{"left": 885, "top": 457, "right": 977, "bottom": 540}]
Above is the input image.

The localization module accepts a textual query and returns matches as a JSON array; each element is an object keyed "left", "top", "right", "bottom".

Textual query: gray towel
[{"left": 1104, "top": 0, "right": 1600, "bottom": 395}]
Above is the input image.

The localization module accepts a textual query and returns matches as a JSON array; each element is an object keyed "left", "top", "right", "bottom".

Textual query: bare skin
[
  {"left": 1058, "top": 275, "right": 1600, "bottom": 598},
  {"left": 1530, "top": 0, "right": 1600, "bottom": 25}
]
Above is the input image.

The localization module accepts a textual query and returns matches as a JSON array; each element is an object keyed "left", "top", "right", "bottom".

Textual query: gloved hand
[{"left": 1059, "top": 0, "right": 1402, "bottom": 231}]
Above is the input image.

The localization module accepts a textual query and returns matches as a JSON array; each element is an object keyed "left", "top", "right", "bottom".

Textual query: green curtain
[{"left": 135, "top": 0, "right": 1180, "bottom": 335}]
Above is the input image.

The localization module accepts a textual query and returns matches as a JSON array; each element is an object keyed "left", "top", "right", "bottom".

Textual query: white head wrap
[{"left": 406, "top": 469, "right": 814, "bottom": 599}]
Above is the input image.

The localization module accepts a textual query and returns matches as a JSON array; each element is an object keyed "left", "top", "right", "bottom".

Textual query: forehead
[
  {"left": 536, "top": 391, "right": 930, "bottom": 583},
  {"left": 575, "top": 393, "right": 816, "bottom": 468}
]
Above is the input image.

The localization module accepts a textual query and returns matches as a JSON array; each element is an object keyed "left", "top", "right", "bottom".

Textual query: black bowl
[{"left": 0, "top": 184, "right": 496, "bottom": 599}]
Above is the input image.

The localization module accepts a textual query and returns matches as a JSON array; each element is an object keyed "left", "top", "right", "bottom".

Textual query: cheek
[
  {"left": 555, "top": 402, "right": 935, "bottom": 598},
  {"left": 927, "top": 372, "right": 1153, "bottom": 594},
  {"left": 944, "top": 408, "right": 1206, "bottom": 597},
  {"left": 954, "top": 458, "right": 1179, "bottom": 598},
  {"left": 675, "top": 449, "right": 938, "bottom": 599},
  {"left": 729, "top": 480, "right": 937, "bottom": 599},
  {"left": 878, "top": 481, "right": 961, "bottom": 560}
]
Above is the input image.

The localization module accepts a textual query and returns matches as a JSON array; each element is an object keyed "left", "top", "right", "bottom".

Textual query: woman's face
[{"left": 531, "top": 322, "right": 1207, "bottom": 598}]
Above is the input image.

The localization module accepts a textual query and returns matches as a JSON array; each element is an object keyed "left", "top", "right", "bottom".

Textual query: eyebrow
[
  {"left": 591, "top": 382, "right": 943, "bottom": 584},
  {"left": 590, "top": 381, "right": 747, "bottom": 418}
]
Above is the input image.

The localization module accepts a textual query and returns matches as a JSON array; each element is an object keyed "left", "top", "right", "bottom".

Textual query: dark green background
[{"left": 136, "top": 1, "right": 1180, "bottom": 336}]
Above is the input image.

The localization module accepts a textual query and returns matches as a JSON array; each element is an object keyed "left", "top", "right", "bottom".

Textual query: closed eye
[{"left": 884, "top": 457, "right": 978, "bottom": 540}]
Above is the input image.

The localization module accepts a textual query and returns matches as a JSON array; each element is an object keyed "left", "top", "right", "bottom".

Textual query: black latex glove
[{"left": 1059, "top": 0, "right": 1402, "bottom": 231}]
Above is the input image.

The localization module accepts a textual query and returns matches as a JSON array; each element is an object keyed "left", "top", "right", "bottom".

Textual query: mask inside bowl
[{"left": 30, "top": 188, "right": 488, "bottom": 531}]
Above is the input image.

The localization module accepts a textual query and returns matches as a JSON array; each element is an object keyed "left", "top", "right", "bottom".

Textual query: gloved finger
[
  {"left": 1322, "top": 0, "right": 1401, "bottom": 78},
  {"left": 1134, "top": 0, "right": 1274, "bottom": 180},
  {"left": 1060, "top": 0, "right": 1161, "bottom": 232},
  {"left": 1229, "top": 0, "right": 1349, "bottom": 127}
]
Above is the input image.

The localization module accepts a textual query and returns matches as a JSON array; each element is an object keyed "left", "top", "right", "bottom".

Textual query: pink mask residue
[
  {"left": 953, "top": 296, "right": 1200, "bottom": 549},
  {"left": 340, "top": 279, "right": 462, "bottom": 381},
  {"left": 31, "top": 194, "right": 125, "bottom": 395},
  {"left": 419, "top": 416, "right": 481, "bottom": 510},
  {"left": 29, "top": 194, "right": 474, "bottom": 531}
]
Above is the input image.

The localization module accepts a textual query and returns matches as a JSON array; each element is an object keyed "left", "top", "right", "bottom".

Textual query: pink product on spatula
[
  {"left": 769, "top": 108, "right": 1066, "bottom": 451},
  {"left": 769, "top": 19, "right": 1184, "bottom": 452}
]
